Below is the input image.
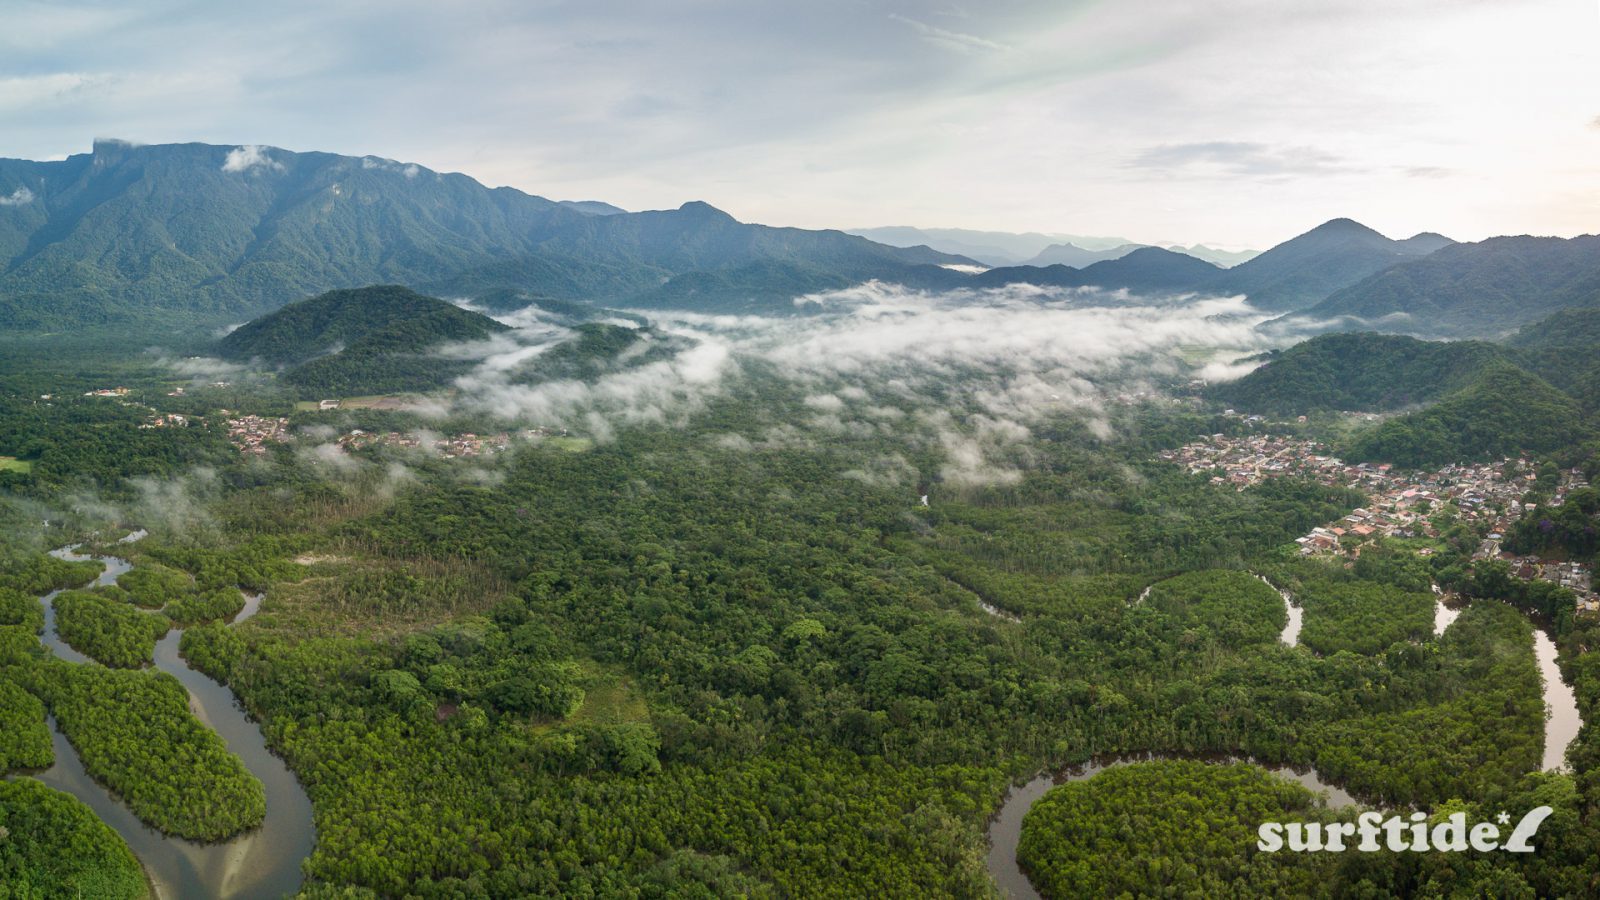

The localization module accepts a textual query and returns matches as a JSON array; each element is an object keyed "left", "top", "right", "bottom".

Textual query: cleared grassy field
[
  {"left": 0, "top": 456, "right": 33, "bottom": 473},
  {"left": 545, "top": 436, "right": 593, "bottom": 453}
]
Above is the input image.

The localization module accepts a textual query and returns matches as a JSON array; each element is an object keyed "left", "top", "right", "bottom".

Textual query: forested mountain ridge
[
  {"left": 4, "top": 138, "right": 1589, "bottom": 339},
  {"left": 1502, "top": 307, "right": 1600, "bottom": 403},
  {"left": 1212, "top": 314, "right": 1600, "bottom": 466},
  {"left": 1288, "top": 234, "right": 1600, "bottom": 337},
  {"left": 1210, "top": 332, "right": 1511, "bottom": 414},
  {"left": 1343, "top": 360, "right": 1591, "bottom": 467},
  {"left": 1508, "top": 307, "right": 1600, "bottom": 351},
  {"left": 965, "top": 218, "right": 1452, "bottom": 309},
  {"left": 0, "top": 140, "right": 968, "bottom": 329},
  {"left": 844, "top": 226, "right": 1260, "bottom": 268}
]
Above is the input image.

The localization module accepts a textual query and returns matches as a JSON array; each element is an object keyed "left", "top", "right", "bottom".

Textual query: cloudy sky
[{"left": 4, "top": 0, "right": 1596, "bottom": 247}]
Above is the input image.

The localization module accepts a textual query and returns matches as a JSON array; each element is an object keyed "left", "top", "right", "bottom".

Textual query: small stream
[
  {"left": 1254, "top": 575, "right": 1302, "bottom": 648},
  {"left": 1431, "top": 584, "right": 1460, "bottom": 637},
  {"left": 24, "top": 538, "right": 314, "bottom": 899}
]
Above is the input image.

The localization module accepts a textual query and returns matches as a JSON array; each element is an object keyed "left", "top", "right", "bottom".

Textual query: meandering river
[
  {"left": 985, "top": 582, "right": 1585, "bottom": 897},
  {"left": 25, "top": 539, "right": 314, "bottom": 899},
  {"left": 985, "top": 755, "right": 1355, "bottom": 900},
  {"left": 1429, "top": 584, "right": 1578, "bottom": 772}
]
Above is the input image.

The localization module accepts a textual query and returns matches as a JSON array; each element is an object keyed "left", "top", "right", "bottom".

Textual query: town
[
  {"left": 225, "top": 415, "right": 292, "bottom": 455},
  {"left": 1162, "top": 431, "right": 1600, "bottom": 616},
  {"left": 225, "top": 417, "right": 572, "bottom": 460}
]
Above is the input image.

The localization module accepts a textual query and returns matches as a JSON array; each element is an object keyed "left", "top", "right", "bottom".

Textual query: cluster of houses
[
  {"left": 337, "top": 429, "right": 515, "bottom": 458},
  {"left": 225, "top": 415, "right": 576, "bottom": 460},
  {"left": 83, "top": 386, "right": 131, "bottom": 398},
  {"left": 1160, "top": 433, "right": 1348, "bottom": 489},
  {"left": 1163, "top": 432, "right": 1599, "bottom": 617},
  {"left": 225, "top": 416, "right": 292, "bottom": 454},
  {"left": 139, "top": 412, "right": 195, "bottom": 429},
  {"left": 1509, "top": 558, "right": 1594, "bottom": 598}
]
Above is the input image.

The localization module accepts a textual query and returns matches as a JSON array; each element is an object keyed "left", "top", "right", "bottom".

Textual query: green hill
[
  {"left": 1209, "top": 332, "right": 1508, "bottom": 414},
  {"left": 1504, "top": 307, "right": 1600, "bottom": 401},
  {"left": 1212, "top": 329, "right": 1593, "bottom": 466},
  {"left": 1342, "top": 362, "right": 1589, "bottom": 466},
  {"left": 219, "top": 285, "right": 509, "bottom": 396},
  {"left": 1507, "top": 307, "right": 1600, "bottom": 351}
]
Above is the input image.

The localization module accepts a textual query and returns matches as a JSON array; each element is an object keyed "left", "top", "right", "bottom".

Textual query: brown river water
[{"left": 18, "top": 538, "right": 314, "bottom": 899}]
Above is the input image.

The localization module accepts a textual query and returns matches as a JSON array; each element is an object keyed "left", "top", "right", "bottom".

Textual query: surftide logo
[{"left": 1258, "top": 807, "right": 1553, "bottom": 853}]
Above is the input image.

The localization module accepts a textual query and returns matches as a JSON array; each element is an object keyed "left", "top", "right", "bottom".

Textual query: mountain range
[
  {"left": 844, "top": 226, "right": 1138, "bottom": 265},
  {"left": 969, "top": 247, "right": 1226, "bottom": 295},
  {"left": 3, "top": 139, "right": 1599, "bottom": 339},
  {"left": 1283, "top": 235, "right": 1600, "bottom": 337},
  {"left": 1206, "top": 219, "right": 1454, "bottom": 312},
  {"left": 847, "top": 225, "right": 1259, "bottom": 268},
  {"left": 0, "top": 140, "right": 966, "bottom": 329}
]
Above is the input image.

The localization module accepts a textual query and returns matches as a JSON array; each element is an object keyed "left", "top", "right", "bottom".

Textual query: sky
[{"left": 3, "top": 0, "right": 1597, "bottom": 248}]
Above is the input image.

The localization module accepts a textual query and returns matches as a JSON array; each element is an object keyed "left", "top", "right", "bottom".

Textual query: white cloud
[
  {"left": 0, "top": 187, "right": 35, "bottom": 206},
  {"left": 433, "top": 281, "right": 1303, "bottom": 487},
  {"left": 1196, "top": 357, "right": 1264, "bottom": 383},
  {"left": 888, "top": 13, "right": 1010, "bottom": 54},
  {"left": 222, "top": 144, "right": 284, "bottom": 173}
]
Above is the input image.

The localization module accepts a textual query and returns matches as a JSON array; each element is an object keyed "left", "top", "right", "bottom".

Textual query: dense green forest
[
  {"left": 0, "top": 322, "right": 1596, "bottom": 898},
  {"left": 1504, "top": 486, "right": 1600, "bottom": 567},
  {"left": 16, "top": 660, "right": 266, "bottom": 841},
  {"left": 1018, "top": 760, "right": 1343, "bottom": 897},
  {"left": 1343, "top": 363, "right": 1589, "bottom": 467},
  {"left": 52, "top": 590, "right": 170, "bottom": 668},
  {"left": 1259, "top": 554, "right": 1434, "bottom": 656},
  {"left": 0, "top": 780, "right": 148, "bottom": 900},
  {"left": 1210, "top": 332, "right": 1507, "bottom": 415},
  {"left": 0, "top": 678, "right": 52, "bottom": 770}
]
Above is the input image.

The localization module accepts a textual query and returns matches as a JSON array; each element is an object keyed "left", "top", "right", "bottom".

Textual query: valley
[
  {"left": 2, "top": 271, "right": 1598, "bottom": 897},
  {"left": 1, "top": 145, "right": 1599, "bottom": 900}
]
